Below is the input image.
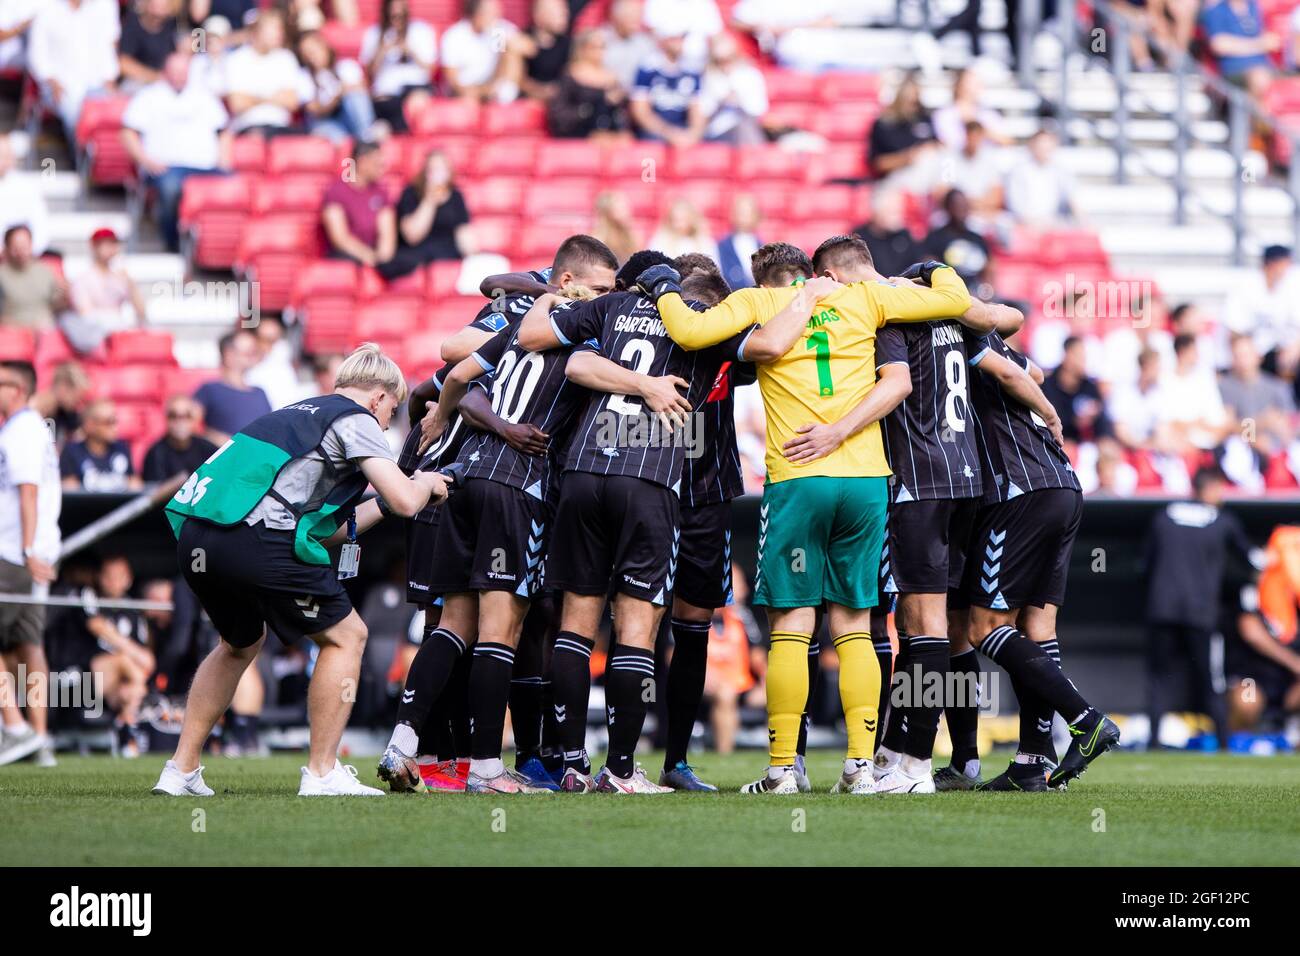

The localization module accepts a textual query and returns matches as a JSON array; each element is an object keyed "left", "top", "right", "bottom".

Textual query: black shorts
[
  {"left": 178, "top": 519, "right": 353, "bottom": 648},
  {"left": 546, "top": 471, "right": 680, "bottom": 606},
  {"left": 427, "top": 478, "right": 550, "bottom": 597},
  {"left": 675, "top": 500, "right": 734, "bottom": 609},
  {"left": 962, "top": 488, "right": 1083, "bottom": 611},
  {"left": 405, "top": 511, "right": 441, "bottom": 606},
  {"left": 884, "top": 497, "right": 979, "bottom": 595}
]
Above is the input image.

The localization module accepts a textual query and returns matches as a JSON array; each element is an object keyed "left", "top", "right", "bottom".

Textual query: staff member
[
  {"left": 0, "top": 360, "right": 61, "bottom": 769},
  {"left": 152, "top": 344, "right": 449, "bottom": 798},
  {"left": 1145, "top": 466, "right": 1257, "bottom": 749}
]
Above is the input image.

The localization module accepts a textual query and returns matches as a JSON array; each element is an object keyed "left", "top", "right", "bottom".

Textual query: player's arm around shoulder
[
  {"left": 516, "top": 292, "right": 572, "bottom": 351},
  {"left": 972, "top": 347, "right": 1065, "bottom": 445},
  {"left": 873, "top": 262, "right": 973, "bottom": 325},
  {"left": 639, "top": 263, "right": 779, "bottom": 349},
  {"left": 740, "top": 276, "right": 842, "bottom": 364},
  {"left": 564, "top": 349, "right": 693, "bottom": 429}
]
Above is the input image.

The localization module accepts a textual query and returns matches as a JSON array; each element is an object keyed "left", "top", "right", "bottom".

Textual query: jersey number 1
[{"left": 807, "top": 330, "right": 833, "bottom": 396}]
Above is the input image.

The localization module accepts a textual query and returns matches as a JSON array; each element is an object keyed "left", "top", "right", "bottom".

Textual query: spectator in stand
[
  {"left": 923, "top": 189, "right": 991, "bottom": 295},
  {"left": 142, "top": 395, "right": 218, "bottom": 483},
  {"left": 246, "top": 316, "right": 308, "bottom": 409},
  {"left": 1218, "top": 332, "right": 1298, "bottom": 488},
  {"left": 651, "top": 197, "right": 718, "bottom": 261},
  {"left": 717, "top": 193, "right": 762, "bottom": 290},
  {"left": 382, "top": 149, "right": 474, "bottom": 279},
  {"left": 1043, "top": 336, "right": 1113, "bottom": 446},
  {"left": 601, "top": 0, "right": 656, "bottom": 91},
  {"left": 1170, "top": 301, "right": 1221, "bottom": 378},
  {"left": 521, "top": 0, "right": 573, "bottom": 101},
  {"left": 121, "top": 51, "right": 232, "bottom": 253},
  {"left": 189, "top": 0, "right": 259, "bottom": 35},
  {"left": 936, "top": 120, "right": 1004, "bottom": 223},
  {"left": 0, "top": 2, "right": 39, "bottom": 80},
  {"left": 298, "top": 29, "right": 378, "bottom": 143},
  {"left": 1006, "top": 126, "right": 1078, "bottom": 227},
  {"left": 1202, "top": 0, "right": 1277, "bottom": 103},
  {"left": 932, "top": 68, "right": 1009, "bottom": 151},
  {"left": 441, "top": 0, "right": 527, "bottom": 103},
  {"left": 1156, "top": 333, "right": 1232, "bottom": 454},
  {"left": 629, "top": 23, "right": 706, "bottom": 145},
  {"left": 194, "top": 329, "right": 272, "bottom": 443},
  {"left": 70, "top": 228, "right": 147, "bottom": 331},
  {"left": 1086, "top": 436, "right": 1140, "bottom": 496},
  {"left": 0, "top": 226, "right": 69, "bottom": 334},
  {"left": 361, "top": 0, "right": 437, "bottom": 134},
  {"left": 1099, "top": 289, "right": 1174, "bottom": 389},
  {"left": 27, "top": 0, "right": 121, "bottom": 144},
  {"left": 33, "top": 362, "right": 90, "bottom": 451},
  {"left": 732, "top": 1, "right": 876, "bottom": 74},
  {"left": 868, "top": 71, "right": 940, "bottom": 182},
  {"left": 224, "top": 8, "right": 304, "bottom": 135},
  {"left": 321, "top": 141, "right": 397, "bottom": 270},
  {"left": 1151, "top": 0, "right": 1200, "bottom": 62},
  {"left": 700, "top": 32, "right": 769, "bottom": 146},
  {"left": 591, "top": 190, "right": 641, "bottom": 263},
  {"left": 60, "top": 399, "right": 141, "bottom": 492},
  {"left": 0, "top": 359, "right": 61, "bottom": 769},
  {"left": 120, "top": 0, "right": 182, "bottom": 90},
  {"left": 1224, "top": 246, "right": 1300, "bottom": 399},
  {"left": 189, "top": 14, "right": 235, "bottom": 96},
  {"left": 1110, "top": 350, "right": 1166, "bottom": 454},
  {"left": 310, "top": 352, "right": 344, "bottom": 396},
  {"left": 548, "top": 29, "right": 631, "bottom": 140},
  {"left": 853, "top": 188, "right": 925, "bottom": 279},
  {"left": 644, "top": 0, "right": 724, "bottom": 71},
  {"left": 0, "top": 137, "right": 51, "bottom": 259}
]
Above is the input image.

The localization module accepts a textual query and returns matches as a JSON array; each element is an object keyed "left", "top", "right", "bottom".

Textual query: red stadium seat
[
  {"left": 763, "top": 69, "right": 820, "bottom": 105},
  {"left": 536, "top": 140, "right": 604, "bottom": 178},
  {"left": 371, "top": 267, "right": 428, "bottom": 304},
  {"left": 234, "top": 216, "right": 318, "bottom": 313},
  {"left": 163, "top": 367, "right": 218, "bottom": 399},
  {"left": 472, "top": 137, "right": 541, "bottom": 176},
  {"left": 784, "top": 220, "right": 855, "bottom": 255},
  {"left": 354, "top": 300, "right": 422, "bottom": 345},
  {"left": 426, "top": 260, "right": 464, "bottom": 298},
  {"left": 253, "top": 173, "right": 330, "bottom": 215},
  {"left": 320, "top": 21, "right": 367, "bottom": 59},
  {"left": 817, "top": 73, "right": 882, "bottom": 105},
  {"left": 669, "top": 143, "right": 734, "bottom": 180},
  {"left": 1039, "top": 229, "right": 1110, "bottom": 267},
  {"left": 116, "top": 402, "right": 165, "bottom": 447},
  {"left": 34, "top": 330, "right": 76, "bottom": 374},
  {"left": 267, "top": 136, "right": 341, "bottom": 177},
  {"left": 795, "top": 183, "right": 862, "bottom": 222},
  {"left": 97, "top": 365, "right": 165, "bottom": 403},
  {"left": 0, "top": 327, "right": 36, "bottom": 362},
  {"left": 811, "top": 104, "right": 880, "bottom": 143},
  {"left": 178, "top": 175, "right": 256, "bottom": 271},
  {"left": 806, "top": 144, "right": 869, "bottom": 183},
  {"left": 406, "top": 330, "right": 446, "bottom": 376},
  {"left": 426, "top": 295, "right": 489, "bottom": 334},
  {"left": 75, "top": 96, "right": 133, "bottom": 186},
  {"left": 231, "top": 135, "right": 267, "bottom": 173},
  {"left": 525, "top": 179, "right": 598, "bottom": 216},
  {"left": 736, "top": 144, "right": 804, "bottom": 181},
  {"left": 472, "top": 215, "right": 520, "bottom": 253},
  {"left": 106, "top": 330, "right": 176, "bottom": 366},
  {"left": 602, "top": 141, "right": 667, "bottom": 180},
  {"left": 74, "top": 96, "right": 129, "bottom": 144},
  {"left": 290, "top": 259, "right": 360, "bottom": 306},
  {"left": 517, "top": 217, "right": 592, "bottom": 260},
  {"left": 661, "top": 183, "right": 732, "bottom": 222},
  {"left": 408, "top": 97, "right": 481, "bottom": 136},
  {"left": 481, "top": 100, "right": 547, "bottom": 137},
  {"left": 461, "top": 176, "right": 527, "bottom": 216}
]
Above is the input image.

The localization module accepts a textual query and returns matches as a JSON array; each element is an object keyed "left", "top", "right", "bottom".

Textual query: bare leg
[
  {"left": 306, "top": 610, "right": 368, "bottom": 777},
  {"left": 12, "top": 645, "right": 50, "bottom": 735},
  {"left": 171, "top": 633, "right": 266, "bottom": 773}
]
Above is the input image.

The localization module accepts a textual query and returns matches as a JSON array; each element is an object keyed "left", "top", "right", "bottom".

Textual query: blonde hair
[
  {"left": 558, "top": 284, "right": 598, "bottom": 301},
  {"left": 334, "top": 342, "right": 408, "bottom": 403}
]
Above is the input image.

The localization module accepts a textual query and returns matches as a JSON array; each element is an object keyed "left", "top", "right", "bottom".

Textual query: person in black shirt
[
  {"left": 868, "top": 71, "right": 939, "bottom": 179},
  {"left": 121, "top": 0, "right": 182, "bottom": 88},
  {"left": 142, "top": 395, "right": 218, "bottom": 483},
  {"left": 853, "top": 188, "right": 925, "bottom": 280},
  {"left": 379, "top": 149, "right": 472, "bottom": 279},
  {"left": 1145, "top": 467, "right": 1256, "bottom": 749},
  {"left": 547, "top": 29, "right": 630, "bottom": 139},
  {"left": 1042, "top": 336, "right": 1112, "bottom": 444},
  {"left": 521, "top": 0, "right": 573, "bottom": 100},
  {"left": 924, "top": 189, "right": 991, "bottom": 294}
]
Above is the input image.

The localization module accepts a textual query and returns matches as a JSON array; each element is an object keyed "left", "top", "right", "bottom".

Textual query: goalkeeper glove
[{"left": 636, "top": 264, "right": 683, "bottom": 302}]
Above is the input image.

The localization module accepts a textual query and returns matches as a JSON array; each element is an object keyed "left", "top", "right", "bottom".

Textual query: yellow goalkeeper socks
[
  {"left": 833, "top": 631, "right": 881, "bottom": 760},
  {"left": 767, "top": 631, "right": 812, "bottom": 766}
]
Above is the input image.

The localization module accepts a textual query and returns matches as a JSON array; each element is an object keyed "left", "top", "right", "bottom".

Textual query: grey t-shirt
[
  {"left": 1218, "top": 371, "right": 1295, "bottom": 421},
  {"left": 245, "top": 410, "right": 393, "bottom": 531}
]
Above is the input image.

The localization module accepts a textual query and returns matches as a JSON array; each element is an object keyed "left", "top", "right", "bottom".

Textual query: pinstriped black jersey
[
  {"left": 964, "top": 330, "right": 1081, "bottom": 504},
  {"left": 456, "top": 322, "right": 588, "bottom": 506},
  {"left": 467, "top": 269, "right": 553, "bottom": 335},
  {"left": 680, "top": 351, "right": 753, "bottom": 507},
  {"left": 551, "top": 291, "right": 753, "bottom": 493},
  {"left": 399, "top": 365, "right": 478, "bottom": 525},
  {"left": 875, "top": 320, "right": 982, "bottom": 502}
]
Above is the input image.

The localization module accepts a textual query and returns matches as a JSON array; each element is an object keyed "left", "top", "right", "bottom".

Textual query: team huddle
[{"left": 151, "top": 229, "right": 1121, "bottom": 800}]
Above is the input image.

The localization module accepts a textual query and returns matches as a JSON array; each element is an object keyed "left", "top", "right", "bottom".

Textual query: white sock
[
  {"left": 844, "top": 757, "right": 870, "bottom": 774},
  {"left": 962, "top": 759, "right": 981, "bottom": 779},
  {"left": 900, "top": 755, "right": 931, "bottom": 777},
  {"left": 768, "top": 764, "right": 793, "bottom": 780},
  {"left": 874, "top": 746, "right": 901, "bottom": 769},
  {"left": 388, "top": 723, "right": 418, "bottom": 757},
  {"left": 471, "top": 757, "right": 504, "bottom": 778}
]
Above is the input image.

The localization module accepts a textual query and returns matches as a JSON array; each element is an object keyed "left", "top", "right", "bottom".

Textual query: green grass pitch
[{"left": 3, "top": 751, "right": 1298, "bottom": 866}]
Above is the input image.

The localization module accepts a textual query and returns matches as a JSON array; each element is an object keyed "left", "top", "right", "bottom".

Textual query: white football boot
[
  {"left": 872, "top": 764, "right": 937, "bottom": 794},
  {"left": 152, "top": 760, "right": 215, "bottom": 796},
  {"left": 299, "top": 760, "right": 385, "bottom": 796},
  {"left": 740, "top": 766, "right": 802, "bottom": 794}
]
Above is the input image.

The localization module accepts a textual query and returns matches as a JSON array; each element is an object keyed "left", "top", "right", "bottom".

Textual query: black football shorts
[
  {"left": 962, "top": 488, "right": 1083, "bottom": 611},
  {"left": 884, "top": 497, "right": 980, "bottom": 595},
  {"left": 427, "top": 478, "right": 550, "bottom": 598},
  {"left": 674, "top": 500, "right": 734, "bottom": 609}
]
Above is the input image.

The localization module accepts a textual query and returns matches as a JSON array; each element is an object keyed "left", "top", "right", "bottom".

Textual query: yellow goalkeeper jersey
[{"left": 656, "top": 269, "right": 972, "bottom": 483}]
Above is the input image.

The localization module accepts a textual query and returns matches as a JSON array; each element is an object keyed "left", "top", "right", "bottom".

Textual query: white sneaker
[
  {"left": 872, "top": 751, "right": 900, "bottom": 782},
  {"left": 872, "top": 766, "right": 937, "bottom": 794},
  {"left": 594, "top": 764, "right": 673, "bottom": 793},
  {"left": 34, "top": 738, "right": 57, "bottom": 768},
  {"left": 152, "top": 760, "right": 215, "bottom": 796},
  {"left": 0, "top": 724, "right": 42, "bottom": 766},
  {"left": 740, "top": 766, "right": 801, "bottom": 794},
  {"left": 830, "top": 761, "right": 875, "bottom": 794},
  {"left": 299, "top": 760, "right": 385, "bottom": 796}
]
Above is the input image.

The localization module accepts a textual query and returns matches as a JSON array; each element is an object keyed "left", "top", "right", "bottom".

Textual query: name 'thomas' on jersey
[
  {"left": 875, "top": 319, "right": 982, "bottom": 502},
  {"left": 550, "top": 291, "right": 751, "bottom": 493},
  {"left": 457, "top": 322, "right": 587, "bottom": 505},
  {"left": 964, "top": 329, "right": 1080, "bottom": 503}
]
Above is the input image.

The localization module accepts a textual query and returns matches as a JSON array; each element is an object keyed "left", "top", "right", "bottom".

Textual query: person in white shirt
[
  {"left": 223, "top": 8, "right": 303, "bottom": 134},
  {"left": 1006, "top": 127, "right": 1077, "bottom": 227},
  {"left": 440, "top": 0, "right": 527, "bottom": 103},
  {"left": 360, "top": 0, "right": 436, "bottom": 133},
  {"left": 188, "top": 14, "right": 235, "bottom": 97},
  {"left": 643, "top": 0, "right": 723, "bottom": 72},
  {"left": 1224, "top": 245, "right": 1300, "bottom": 378},
  {"left": 299, "top": 30, "right": 376, "bottom": 143},
  {"left": 0, "top": 135, "right": 51, "bottom": 257},
  {"left": 121, "top": 51, "right": 232, "bottom": 252},
  {"left": 651, "top": 197, "right": 719, "bottom": 261},
  {"left": 0, "top": 360, "right": 61, "bottom": 769},
  {"left": 27, "top": 0, "right": 121, "bottom": 144},
  {"left": 700, "top": 32, "right": 768, "bottom": 145},
  {"left": 1155, "top": 334, "right": 1231, "bottom": 453},
  {"left": 0, "top": 0, "right": 39, "bottom": 76},
  {"left": 732, "top": 0, "right": 877, "bottom": 73}
]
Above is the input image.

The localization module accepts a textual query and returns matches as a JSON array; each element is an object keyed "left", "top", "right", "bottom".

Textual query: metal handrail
[{"left": 1037, "top": 0, "right": 1300, "bottom": 264}]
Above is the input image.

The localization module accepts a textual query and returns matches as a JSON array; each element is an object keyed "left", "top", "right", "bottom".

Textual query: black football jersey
[
  {"left": 456, "top": 322, "right": 588, "bottom": 505},
  {"left": 466, "top": 268, "right": 553, "bottom": 336},
  {"left": 875, "top": 320, "right": 982, "bottom": 502},
  {"left": 964, "top": 330, "right": 1081, "bottom": 504},
  {"left": 550, "top": 291, "right": 752, "bottom": 493},
  {"left": 680, "top": 356, "right": 750, "bottom": 506},
  {"left": 400, "top": 365, "right": 477, "bottom": 524}
]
